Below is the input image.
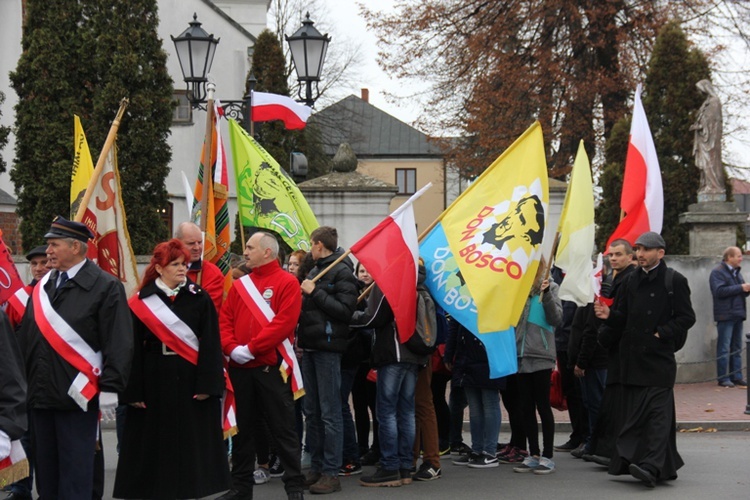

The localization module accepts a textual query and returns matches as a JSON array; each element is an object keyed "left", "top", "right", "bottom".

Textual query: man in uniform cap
[
  {"left": 595, "top": 231, "right": 695, "bottom": 488},
  {"left": 18, "top": 216, "right": 133, "bottom": 498}
]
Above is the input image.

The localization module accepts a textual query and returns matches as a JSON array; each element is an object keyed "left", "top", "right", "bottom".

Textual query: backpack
[
  {"left": 405, "top": 286, "right": 438, "bottom": 355},
  {"left": 627, "top": 266, "right": 685, "bottom": 351}
]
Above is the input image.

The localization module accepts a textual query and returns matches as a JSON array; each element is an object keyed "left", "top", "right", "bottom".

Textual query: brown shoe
[
  {"left": 309, "top": 474, "right": 341, "bottom": 494},
  {"left": 304, "top": 471, "right": 322, "bottom": 488}
]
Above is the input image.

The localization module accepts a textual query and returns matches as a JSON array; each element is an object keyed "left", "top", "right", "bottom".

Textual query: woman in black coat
[{"left": 113, "top": 239, "right": 229, "bottom": 499}]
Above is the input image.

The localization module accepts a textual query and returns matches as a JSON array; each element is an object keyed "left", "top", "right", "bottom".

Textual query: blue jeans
[
  {"left": 464, "top": 386, "right": 501, "bottom": 456},
  {"left": 302, "top": 351, "right": 343, "bottom": 476},
  {"left": 716, "top": 320, "right": 744, "bottom": 383},
  {"left": 579, "top": 368, "right": 607, "bottom": 450},
  {"left": 376, "top": 362, "right": 418, "bottom": 471},
  {"left": 340, "top": 365, "right": 360, "bottom": 463}
]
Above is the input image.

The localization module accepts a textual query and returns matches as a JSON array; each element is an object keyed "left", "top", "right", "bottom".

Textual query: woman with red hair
[{"left": 114, "top": 239, "right": 230, "bottom": 499}]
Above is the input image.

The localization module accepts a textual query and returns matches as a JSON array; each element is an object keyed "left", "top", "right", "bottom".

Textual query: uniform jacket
[
  {"left": 220, "top": 260, "right": 302, "bottom": 368},
  {"left": 0, "top": 312, "right": 26, "bottom": 439},
  {"left": 709, "top": 263, "right": 748, "bottom": 322},
  {"left": 445, "top": 320, "right": 505, "bottom": 390},
  {"left": 19, "top": 260, "right": 133, "bottom": 411},
  {"left": 351, "top": 284, "right": 426, "bottom": 368},
  {"left": 600, "top": 261, "right": 696, "bottom": 388},
  {"left": 297, "top": 249, "right": 358, "bottom": 353},
  {"left": 188, "top": 259, "right": 225, "bottom": 313},
  {"left": 515, "top": 281, "right": 563, "bottom": 374}
]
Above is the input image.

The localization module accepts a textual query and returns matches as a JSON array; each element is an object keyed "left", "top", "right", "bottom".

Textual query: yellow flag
[
  {"left": 441, "top": 122, "right": 549, "bottom": 333},
  {"left": 555, "top": 141, "right": 595, "bottom": 306},
  {"left": 71, "top": 115, "right": 94, "bottom": 216}
]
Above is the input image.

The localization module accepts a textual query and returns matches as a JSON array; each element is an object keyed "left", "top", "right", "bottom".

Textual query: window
[
  {"left": 172, "top": 91, "right": 192, "bottom": 124},
  {"left": 396, "top": 168, "right": 416, "bottom": 195},
  {"left": 157, "top": 202, "right": 173, "bottom": 238}
]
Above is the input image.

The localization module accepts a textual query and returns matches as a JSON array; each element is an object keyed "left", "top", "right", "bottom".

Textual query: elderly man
[
  {"left": 176, "top": 221, "right": 225, "bottom": 312},
  {"left": 709, "top": 246, "right": 750, "bottom": 387},
  {"left": 595, "top": 232, "right": 695, "bottom": 488},
  {"left": 18, "top": 216, "right": 132, "bottom": 499},
  {"left": 219, "top": 231, "right": 305, "bottom": 500}
]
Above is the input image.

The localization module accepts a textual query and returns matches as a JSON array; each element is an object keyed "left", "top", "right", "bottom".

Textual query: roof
[
  {"left": 201, "top": 0, "right": 257, "bottom": 43},
  {"left": 298, "top": 171, "right": 398, "bottom": 193},
  {"left": 0, "top": 188, "right": 17, "bottom": 205},
  {"left": 311, "top": 95, "right": 443, "bottom": 158}
]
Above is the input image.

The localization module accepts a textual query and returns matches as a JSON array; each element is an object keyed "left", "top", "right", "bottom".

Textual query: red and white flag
[
  {"left": 0, "top": 229, "right": 23, "bottom": 305},
  {"left": 606, "top": 84, "right": 663, "bottom": 249},
  {"left": 350, "top": 183, "right": 432, "bottom": 343},
  {"left": 251, "top": 91, "right": 311, "bottom": 130}
]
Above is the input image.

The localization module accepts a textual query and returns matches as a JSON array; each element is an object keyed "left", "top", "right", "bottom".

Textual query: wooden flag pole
[
  {"left": 74, "top": 98, "right": 129, "bottom": 223},
  {"left": 197, "top": 84, "right": 217, "bottom": 285}
]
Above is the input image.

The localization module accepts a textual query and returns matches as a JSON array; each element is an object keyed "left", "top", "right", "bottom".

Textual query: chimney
[{"left": 361, "top": 88, "right": 369, "bottom": 103}]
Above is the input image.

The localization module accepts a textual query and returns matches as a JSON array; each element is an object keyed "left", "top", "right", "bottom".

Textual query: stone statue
[{"left": 691, "top": 79, "right": 725, "bottom": 198}]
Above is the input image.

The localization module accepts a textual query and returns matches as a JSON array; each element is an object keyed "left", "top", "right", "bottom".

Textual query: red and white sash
[
  {"left": 0, "top": 440, "right": 29, "bottom": 486},
  {"left": 7, "top": 286, "right": 30, "bottom": 319},
  {"left": 32, "top": 272, "right": 102, "bottom": 411},
  {"left": 234, "top": 275, "right": 305, "bottom": 399},
  {"left": 129, "top": 293, "right": 238, "bottom": 438}
]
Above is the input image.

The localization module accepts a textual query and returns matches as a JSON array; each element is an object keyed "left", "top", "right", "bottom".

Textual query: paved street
[{"left": 86, "top": 429, "right": 749, "bottom": 500}]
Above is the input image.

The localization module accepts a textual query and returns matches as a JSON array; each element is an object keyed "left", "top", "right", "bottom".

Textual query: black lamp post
[
  {"left": 286, "top": 12, "right": 331, "bottom": 107},
  {"left": 172, "top": 13, "right": 253, "bottom": 129}
]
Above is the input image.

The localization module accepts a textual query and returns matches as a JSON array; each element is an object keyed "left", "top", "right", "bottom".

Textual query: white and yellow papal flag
[
  {"left": 555, "top": 140, "right": 596, "bottom": 306},
  {"left": 71, "top": 116, "right": 140, "bottom": 296}
]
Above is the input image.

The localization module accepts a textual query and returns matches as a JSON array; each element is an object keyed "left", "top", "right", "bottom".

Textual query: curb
[{"left": 487, "top": 421, "right": 750, "bottom": 433}]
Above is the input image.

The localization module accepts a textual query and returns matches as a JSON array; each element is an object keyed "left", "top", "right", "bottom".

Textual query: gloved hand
[
  {"left": 99, "top": 391, "right": 119, "bottom": 423},
  {"left": 230, "top": 345, "right": 254, "bottom": 364},
  {"left": 0, "top": 429, "right": 11, "bottom": 461}
]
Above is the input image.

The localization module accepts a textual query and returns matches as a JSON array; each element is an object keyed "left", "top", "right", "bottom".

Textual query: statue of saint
[{"left": 691, "top": 79, "right": 725, "bottom": 197}]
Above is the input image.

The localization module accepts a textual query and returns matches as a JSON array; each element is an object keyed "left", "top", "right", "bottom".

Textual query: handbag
[{"left": 550, "top": 364, "right": 568, "bottom": 412}]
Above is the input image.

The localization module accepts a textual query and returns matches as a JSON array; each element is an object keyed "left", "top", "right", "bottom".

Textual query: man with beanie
[
  {"left": 18, "top": 216, "right": 132, "bottom": 499},
  {"left": 595, "top": 231, "right": 695, "bottom": 488}
]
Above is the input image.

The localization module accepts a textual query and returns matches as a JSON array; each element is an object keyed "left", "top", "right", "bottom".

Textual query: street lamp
[
  {"left": 172, "top": 13, "right": 252, "bottom": 127},
  {"left": 286, "top": 12, "right": 331, "bottom": 107}
]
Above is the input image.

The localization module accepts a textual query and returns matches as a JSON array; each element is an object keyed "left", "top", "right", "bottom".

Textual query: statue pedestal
[{"left": 679, "top": 201, "right": 747, "bottom": 256}]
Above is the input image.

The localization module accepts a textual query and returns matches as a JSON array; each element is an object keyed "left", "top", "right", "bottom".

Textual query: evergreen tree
[
  {"left": 0, "top": 91, "right": 9, "bottom": 175},
  {"left": 10, "top": 0, "right": 172, "bottom": 252},
  {"left": 596, "top": 21, "right": 711, "bottom": 254}
]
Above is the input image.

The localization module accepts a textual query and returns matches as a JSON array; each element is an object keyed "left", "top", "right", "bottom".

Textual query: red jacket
[
  {"left": 220, "top": 260, "right": 302, "bottom": 368},
  {"left": 187, "top": 260, "right": 224, "bottom": 313}
]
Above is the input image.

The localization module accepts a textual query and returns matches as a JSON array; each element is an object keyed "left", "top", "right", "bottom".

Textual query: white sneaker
[
  {"left": 254, "top": 467, "right": 271, "bottom": 484},
  {"left": 534, "top": 457, "right": 556, "bottom": 475},
  {"left": 513, "top": 455, "right": 540, "bottom": 473}
]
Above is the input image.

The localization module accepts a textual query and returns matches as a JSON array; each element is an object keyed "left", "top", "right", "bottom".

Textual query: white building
[{"left": 0, "top": 0, "right": 269, "bottom": 244}]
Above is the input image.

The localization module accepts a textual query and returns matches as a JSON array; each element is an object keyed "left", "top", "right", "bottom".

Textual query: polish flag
[
  {"left": 251, "top": 91, "right": 311, "bottom": 130},
  {"left": 350, "top": 183, "right": 432, "bottom": 343},
  {"left": 606, "top": 84, "right": 663, "bottom": 249}
]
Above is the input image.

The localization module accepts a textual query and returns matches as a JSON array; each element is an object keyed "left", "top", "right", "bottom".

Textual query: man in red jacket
[
  {"left": 218, "top": 231, "right": 305, "bottom": 500},
  {"left": 176, "top": 222, "right": 224, "bottom": 312}
]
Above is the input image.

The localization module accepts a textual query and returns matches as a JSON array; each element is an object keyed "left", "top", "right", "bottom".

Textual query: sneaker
[
  {"left": 399, "top": 469, "right": 412, "bottom": 485},
  {"left": 496, "top": 443, "right": 511, "bottom": 457},
  {"left": 309, "top": 474, "right": 342, "bottom": 494},
  {"left": 254, "top": 467, "right": 271, "bottom": 484},
  {"left": 513, "top": 455, "right": 540, "bottom": 473},
  {"left": 718, "top": 380, "right": 735, "bottom": 388},
  {"left": 534, "top": 457, "right": 556, "bottom": 475},
  {"left": 339, "top": 462, "right": 363, "bottom": 476},
  {"left": 553, "top": 440, "right": 579, "bottom": 452},
  {"left": 359, "top": 467, "right": 402, "bottom": 487},
  {"left": 450, "top": 442, "right": 472, "bottom": 455},
  {"left": 360, "top": 448, "right": 380, "bottom": 466},
  {"left": 301, "top": 450, "right": 312, "bottom": 469},
  {"left": 452, "top": 452, "right": 478, "bottom": 466},
  {"left": 413, "top": 461, "right": 442, "bottom": 481},
  {"left": 468, "top": 452, "right": 499, "bottom": 469},
  {"left": 733, "top": 379, "right": 748, "bottom": 387},
  {"left": 439, "top": 444, "right": 451, "bottom": 456},
  {"left": 498, "top": 447, "right": 527, "bottom": 464},
  {"left": 570, "top": 443, "right": 587, "bottom": 459},
  {"left": 269, "top": 454, "right": 285, "bottom": 477}
]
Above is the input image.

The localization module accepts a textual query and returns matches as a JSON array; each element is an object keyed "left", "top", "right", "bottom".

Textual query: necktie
[{"left": 58, "top": 271, "right": 69, "bottom": 289}]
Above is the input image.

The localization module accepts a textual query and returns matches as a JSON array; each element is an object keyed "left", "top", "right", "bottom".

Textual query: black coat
[
  {"left": 0, "top": 311, "right": 26, "bottom": 440},
  {"left": 600, "top": 262, "right": 696, "bottom": 388},
  {"left": 297, "top": 249, "right": 359, "bottom": 353},
  {"left": 19, "top": 261, "right": 133, "bottom": 411},
  {"left": 114, "top": 279, "right": 229, "bottom": 499},
  {"left": 445, "top": 321, "right": 505, "bottom": 390},
  {"left": 569, "top": 304, "right": 608, "bottom": 371}
]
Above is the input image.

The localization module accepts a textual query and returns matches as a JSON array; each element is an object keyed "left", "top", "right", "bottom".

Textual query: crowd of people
[{"left": 0, "top": 217, "right": 707, "bottom": 499}]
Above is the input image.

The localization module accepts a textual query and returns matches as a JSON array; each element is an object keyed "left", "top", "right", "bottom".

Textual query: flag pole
[
  {"left": 74, "top": 98, "right": 129, "bottom": 223},
  {"left": 197, "top": 84, "right": 217, "bottom": 285}
]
